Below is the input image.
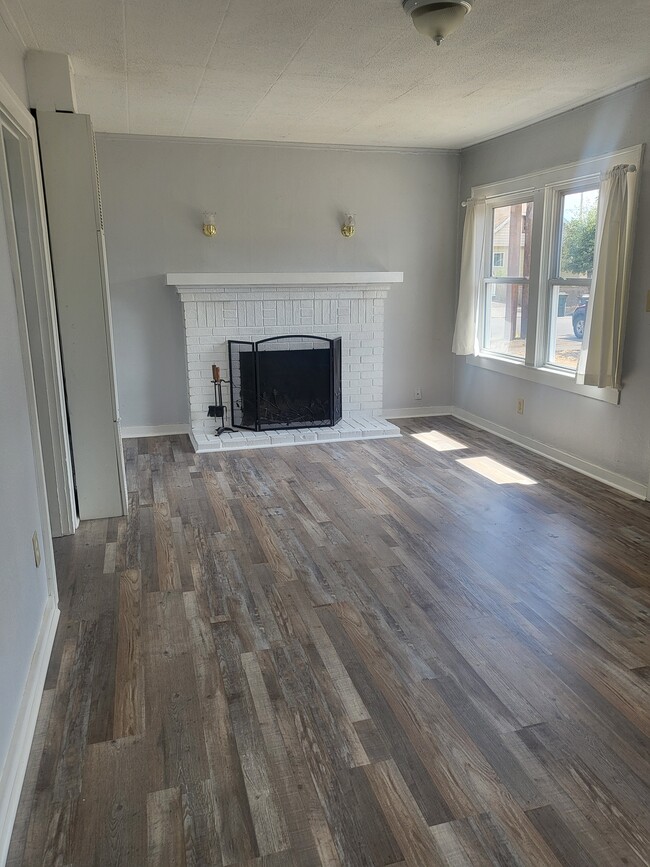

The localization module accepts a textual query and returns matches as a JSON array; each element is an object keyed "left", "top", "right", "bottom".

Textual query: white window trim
[
  {"left": 466, "top": 144, "right": 643, "bottom": 405},
  {"left": 467, "top": 354, "right": 620, "bottom": 404}
]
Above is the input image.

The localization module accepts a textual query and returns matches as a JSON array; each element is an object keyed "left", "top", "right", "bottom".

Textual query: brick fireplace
[{"left": 166, "top": 272, "right": 403, "bottom": 452}]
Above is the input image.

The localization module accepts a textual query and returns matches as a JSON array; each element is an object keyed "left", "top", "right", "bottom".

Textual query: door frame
[{"left": 0, "top": 72, "right": 76, "bottom": 537}]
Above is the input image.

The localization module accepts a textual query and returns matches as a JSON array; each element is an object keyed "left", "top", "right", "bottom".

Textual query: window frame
[{"left": 467, "top": 144, "right": 644, "bottom": 405}]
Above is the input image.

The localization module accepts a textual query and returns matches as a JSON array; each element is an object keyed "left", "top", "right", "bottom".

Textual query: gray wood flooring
[{"left": 7, "top": 416, "right": 650, "bottom": 866}]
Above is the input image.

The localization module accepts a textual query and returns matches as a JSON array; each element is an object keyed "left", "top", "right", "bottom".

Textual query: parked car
[{"left": 572, "top": 295, "right": 589, "bottom": 339}]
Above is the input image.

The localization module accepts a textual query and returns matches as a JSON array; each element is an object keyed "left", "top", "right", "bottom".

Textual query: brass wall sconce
[
  {"left": 341, "top": 214, "right": 356, "bottom": 238},
  {"left": 202, "top": 212, "right": 217, "bottom": 237}
]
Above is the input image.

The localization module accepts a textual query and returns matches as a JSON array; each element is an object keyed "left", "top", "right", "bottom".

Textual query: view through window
[{"left": 484, "top": 201, "right": 534, "bottom": 359}]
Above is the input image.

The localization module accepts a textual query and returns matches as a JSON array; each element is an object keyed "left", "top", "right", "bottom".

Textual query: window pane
[
  {"left": 491, "top": 201, "right": 534, "bottom": 278},
  {"left": 548, "top": 285, "right": 589, "bottom": 370},
  {"left": 559, "top": 189, "right": 599, "bottom": 279},
  {"left": 485, "top": 282, "right": 528, "bottom": 359}
]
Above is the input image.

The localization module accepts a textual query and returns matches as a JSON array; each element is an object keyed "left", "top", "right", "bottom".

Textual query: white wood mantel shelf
[{"left": 166, "top": 271, "right": 403, "bottom": 290}]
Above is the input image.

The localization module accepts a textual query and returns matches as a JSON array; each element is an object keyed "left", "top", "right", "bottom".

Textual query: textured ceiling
[{"left": 2, "top": 0, "right": 650, "bottom": 148}]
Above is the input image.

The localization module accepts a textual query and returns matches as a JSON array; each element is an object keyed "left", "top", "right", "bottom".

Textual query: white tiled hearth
[{"left": 167, "top": 272, "right": 403, "bottom": 453}]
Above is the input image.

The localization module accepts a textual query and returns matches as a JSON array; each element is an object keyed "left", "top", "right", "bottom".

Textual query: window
[
  {"left": 465, "top": 144, "right": 643, "bottom": 402},
  {"left": 483, "top": 200, "right": 534, "bottom": 359}
]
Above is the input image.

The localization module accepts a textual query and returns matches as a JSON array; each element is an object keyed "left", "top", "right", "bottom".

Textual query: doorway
[{"left": 0, "top": 79, "right": 76, "bottom": 537}]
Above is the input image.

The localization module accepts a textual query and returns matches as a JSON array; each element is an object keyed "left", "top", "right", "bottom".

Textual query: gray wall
[
  {"left": 96, "top": 135, "right": 460, "bottom": 426},
  {"left": 456, "top": 80, "right": 650, "bottom": 488}
]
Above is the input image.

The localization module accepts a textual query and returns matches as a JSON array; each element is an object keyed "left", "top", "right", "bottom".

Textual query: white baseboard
[
  {"left": 0, "top": 595, "right": 59, "bottom": 866},
  {"left": 383, "top": 405, "right": 454, "bottom": 419},
  {"left": 452, "top": 407, "right": 648, "bottom": 500},
  {"left": 121, "top": 423, "right": 190, "bottom": 439}
]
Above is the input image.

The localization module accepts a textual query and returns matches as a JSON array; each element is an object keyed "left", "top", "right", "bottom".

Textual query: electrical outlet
[
  {"left": 516, "top": 398, "right": 525, "bottom": 415},
  {"left": 32, "top": 531, "right": 41, "bottom": 568},
  {"left": 414, "top": 387, "right": 422, "bottom": 401}
]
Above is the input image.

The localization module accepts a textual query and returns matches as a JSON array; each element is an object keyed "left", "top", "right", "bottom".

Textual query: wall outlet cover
[
  {"left": 516, "top": 399, "right": 525, "bottom": 415},
  {"left": 414, "top": 387, "right": 422, "bottom": 401}
]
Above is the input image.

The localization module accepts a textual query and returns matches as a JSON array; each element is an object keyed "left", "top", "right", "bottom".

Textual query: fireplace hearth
[{"left": 228, "top": 335, "right": 342, "bottom": 431}]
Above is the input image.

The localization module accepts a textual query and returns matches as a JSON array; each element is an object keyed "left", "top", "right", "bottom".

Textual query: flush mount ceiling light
[{"left": 402, "top": 0, "right": 473, "bottom": 45}]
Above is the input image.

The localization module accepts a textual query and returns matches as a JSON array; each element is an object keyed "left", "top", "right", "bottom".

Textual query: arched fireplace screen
[{"left": 228, "top": 335, "right": 342, "bottom": 431}]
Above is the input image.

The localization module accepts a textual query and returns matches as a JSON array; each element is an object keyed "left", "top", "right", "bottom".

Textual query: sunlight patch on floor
[
  {"left": 456, "top": 455, "right": 537, "bottom": 485},
  {"left": 411, "top": 430, "right": 468, "bottom": 452}
]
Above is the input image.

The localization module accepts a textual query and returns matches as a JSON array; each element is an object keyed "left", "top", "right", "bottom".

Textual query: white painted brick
[{"left": 178, "top": 285, "right": 387, "bottom": 441}]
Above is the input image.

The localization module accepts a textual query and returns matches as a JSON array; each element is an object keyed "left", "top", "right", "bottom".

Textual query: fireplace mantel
[{"left": 166, "top": 271, "right": 403, "bottom": 291}]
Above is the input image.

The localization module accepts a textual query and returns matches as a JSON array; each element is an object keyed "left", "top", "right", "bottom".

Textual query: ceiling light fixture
[{"left": 402, "top": 0, "right": 473, "bottom": 45}]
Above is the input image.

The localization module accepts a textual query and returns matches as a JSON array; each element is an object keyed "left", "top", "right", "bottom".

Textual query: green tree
[{"left": 561, "top": 203, "right": 598, "bottom": 277}]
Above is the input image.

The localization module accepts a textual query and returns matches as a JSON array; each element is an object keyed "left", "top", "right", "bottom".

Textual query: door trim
[{"left": 0, "top": 71, "right": 77, "bottom": 536}]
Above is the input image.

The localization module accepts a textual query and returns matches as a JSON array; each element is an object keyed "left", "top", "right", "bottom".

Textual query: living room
[{"left": 1, "top": 2, "right": 649, "bottom": 865}]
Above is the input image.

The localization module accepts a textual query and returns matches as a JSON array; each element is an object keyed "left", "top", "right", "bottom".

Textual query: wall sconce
[
  {"left": 341, "top": 213, "right": 356, "bottom": 238},
  {"left": 202, "top": 211, "right": 217, "bottom": 237}
]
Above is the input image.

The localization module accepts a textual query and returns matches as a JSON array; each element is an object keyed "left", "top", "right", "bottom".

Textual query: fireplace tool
[{"left": 208, "top": 365, "right": 235, "bottom": 436}]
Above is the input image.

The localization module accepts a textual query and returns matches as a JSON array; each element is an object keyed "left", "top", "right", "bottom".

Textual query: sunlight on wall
[
  {"left": 411, "top": 431, "right": 468, "bottom": 452},
  {"left": 456, "top": 456, "right": 537, "bottom": 485}
]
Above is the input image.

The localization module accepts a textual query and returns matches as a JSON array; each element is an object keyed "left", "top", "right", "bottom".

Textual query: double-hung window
[{"left": 461, "top": 144, "right": 643, "bottom": 402}]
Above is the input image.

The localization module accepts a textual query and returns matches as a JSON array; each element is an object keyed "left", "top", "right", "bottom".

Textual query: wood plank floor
[{"left": 8, "top": 416, "right": 650, "bottom": 866}]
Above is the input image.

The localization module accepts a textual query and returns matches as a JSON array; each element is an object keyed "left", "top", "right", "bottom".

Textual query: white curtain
[
  {"left": 452, "top": 198, "right": 487, "bottom": 356},
  {"left": 577, "top": 164, "right": 638, "bottom": 389}
]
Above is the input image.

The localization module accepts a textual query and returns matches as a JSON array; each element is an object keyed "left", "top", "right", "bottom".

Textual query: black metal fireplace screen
[{"left": 228, "top": 335, "right": 342, "bottom": 431}]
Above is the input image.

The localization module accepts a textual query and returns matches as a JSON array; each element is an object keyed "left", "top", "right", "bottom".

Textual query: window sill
[{"left": 466, "top": 354, "right": 620, "bottom": 405}]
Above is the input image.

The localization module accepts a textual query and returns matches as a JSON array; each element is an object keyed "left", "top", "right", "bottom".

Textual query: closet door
[{"left": 37, "top": 111, "right": 127, "bottom": 519}]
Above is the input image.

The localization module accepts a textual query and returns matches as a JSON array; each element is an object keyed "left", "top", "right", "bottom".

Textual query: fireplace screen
[{"left": 228, "top": 335, "right": 342, "bottom": 431}]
